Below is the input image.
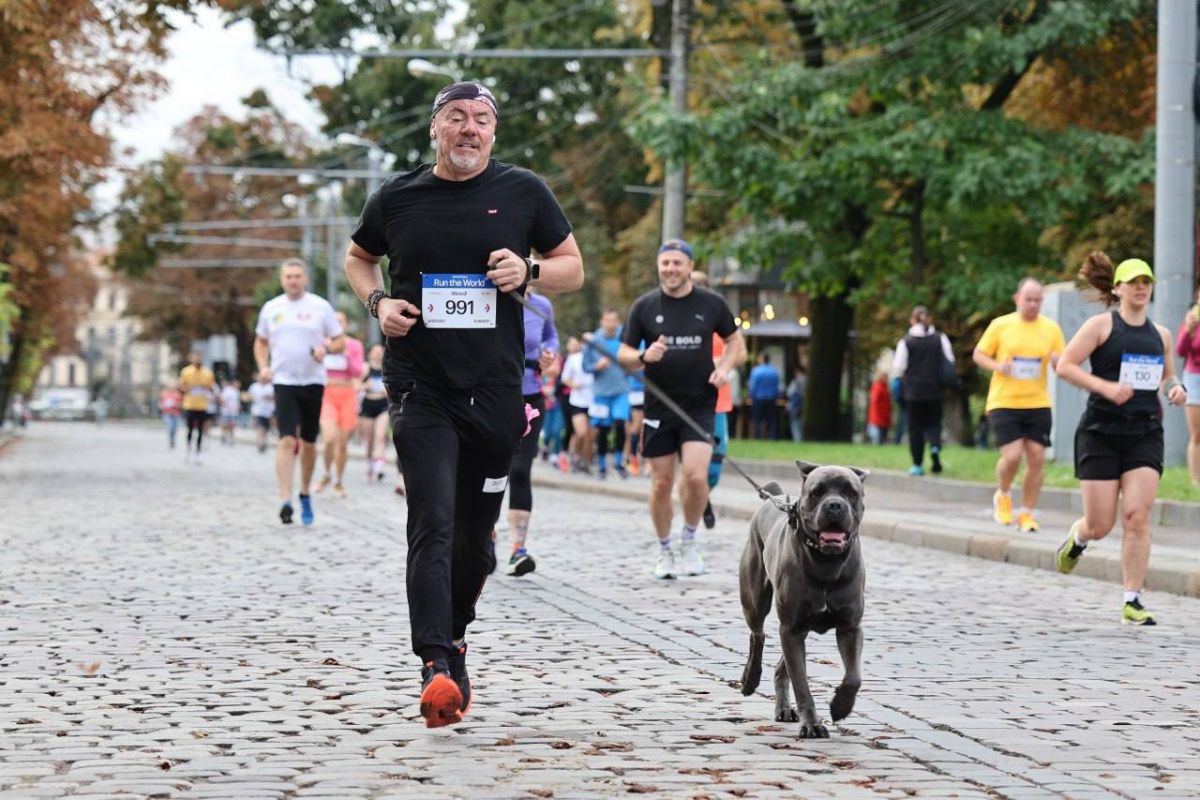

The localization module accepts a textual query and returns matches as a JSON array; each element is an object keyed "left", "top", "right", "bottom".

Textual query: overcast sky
[{"left": 110, "top": 6, "right": 343, "bottom": 166}]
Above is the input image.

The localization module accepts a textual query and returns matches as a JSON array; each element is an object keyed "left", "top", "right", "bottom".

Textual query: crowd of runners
[{"left": 145, "top": 79, "right": 1191, "bottom": 730}]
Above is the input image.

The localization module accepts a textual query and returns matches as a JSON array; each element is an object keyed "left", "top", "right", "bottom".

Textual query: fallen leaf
[
  {"left": 305, "top": 679, "right": 322, "bottom": 688},
  {"left": 190, "top": 731, "right": 208, "bottom": 739},
  {"left": 494, "top": 738, "right": 515, "bottom": 747},
  {"left": 81, "top": 662, "right": 101, "bottom": 676},
  {"left": 689, "top": 734, "right": 735, "bottom": 744},
  {"left": 159, "top": 761, "right": 171, "bottom": 771},
  {"left": 626, "top": 785, "right": 658, "bottom": 794},
  {"left": 550, "top": 741, "right": 573, "bottom": 750},
  {"left": 529, "top": 790, "right": 553, "bottom": 798},
  {"left": 321, "top": 657, "right": 339, "bottom": 666}
]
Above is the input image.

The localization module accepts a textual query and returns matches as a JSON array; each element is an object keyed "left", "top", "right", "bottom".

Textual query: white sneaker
[
  {"left": 680, "top": 539, "right": 705, "bottom": 576},
  {"left": 653, "top": 547, "right": 676, "bottom": 580}
]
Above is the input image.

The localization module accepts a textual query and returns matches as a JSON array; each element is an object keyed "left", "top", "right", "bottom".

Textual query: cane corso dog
[{"left": 738, "top": 460, "right": 867, "bottom": 738}]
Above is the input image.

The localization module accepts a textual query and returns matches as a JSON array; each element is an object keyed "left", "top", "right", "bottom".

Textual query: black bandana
[{"left": 431, "top": 82, "right": 499, "bottom": 120}]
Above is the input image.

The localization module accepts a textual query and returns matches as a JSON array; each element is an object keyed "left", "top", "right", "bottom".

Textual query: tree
[
  {"left": 633, "top": 0, "right": 1151, "bottom": 439},
  {"left": 111, "top": 98, "right": 317, "bottom": 382}
]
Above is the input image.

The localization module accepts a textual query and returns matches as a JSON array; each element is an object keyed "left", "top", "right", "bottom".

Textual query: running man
[
  {"left": 583, "top": 310, "right": 630, "bottom": 479},
  {"left": 617, "top": 238, "right": 745, "bottom": 579},
  {"left": 247, "top": 372, "right": 275, "bottom": 453},
  {"left": 560, "top": 335, "right": 594, "bottom": 473},
  {"left": 218, "top": 379, "right": 241, "bottom": 445},
  {"left": 506, "top": 287, "right": 559, "bottom": 577},
  {"left": 342, "top": 80, "right": 583, "bottom": 727},
  {"left": 972, "top": 278, "right": 1065, "bottom": 533},
  {"left": 254, "top": 258, "right": 345, "bottom": 527},
  {"left": 1054, "top": 254, "right": 1186, "bottom": 625},
  {"left": 315, "top": 311, "right": 365, "bottom": 498},
  {"left": 178, "top": 351, "right": 215, "bottom": 464}
]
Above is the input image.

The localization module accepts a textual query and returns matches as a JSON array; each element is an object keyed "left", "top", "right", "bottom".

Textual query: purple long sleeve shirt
[{"left": 522, "top": 292, "right": 559, "bottom": 395}]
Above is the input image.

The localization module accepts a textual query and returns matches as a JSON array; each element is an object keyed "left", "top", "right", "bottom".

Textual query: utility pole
[
  {"left": 661, "top": 0, "right": 690, "bottom": 243},
  {"left": 1154, "top": 0, "right": 1196, "bottom": 467},
  {"left": 324, "top": 185, "right": 341, "bottom": 304}
]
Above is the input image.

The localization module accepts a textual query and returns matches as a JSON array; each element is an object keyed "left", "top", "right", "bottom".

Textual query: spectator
[
  {"left": 866, "top": 370, "right": 891, "bottom": 445},
  {"left": 786, "top": 367, "right": 807, "bottom": 442},
  {"left": 748, "top": 353, "right": 782, "bottom": 440},
  {"left": 1175, "top": 286, "right": 1200, "bottom": 485}
]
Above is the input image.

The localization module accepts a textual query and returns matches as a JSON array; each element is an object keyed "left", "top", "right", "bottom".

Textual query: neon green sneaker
[
  {"left": 1055, "top": 519, "right": 1086, "bottom": 574},
  {"left": 1122, "top": 598, "right": 1157, "bottom": 626}
]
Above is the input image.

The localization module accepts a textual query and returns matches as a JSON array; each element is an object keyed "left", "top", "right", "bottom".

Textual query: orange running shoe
[
  {"left": 419, "top": 661, "right": 464, "bottom": 728},
  {"left": 629, "top": 455, "right": 641, "bottom": 476},
  {"left": 992, "top": 491, "right": 1013, "bottom": 526}
]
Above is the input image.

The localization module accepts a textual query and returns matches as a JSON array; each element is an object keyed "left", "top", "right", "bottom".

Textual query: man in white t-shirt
[
  {"left": 254, "top": 258, "right": 345, "bottom": 526},
  {"left": 248, "top": 374, "right": 275, "bottom": 453},
  {"left": 559, "top": 336, "right": 594, "bottom": 473},
  {"left": 219, "top": 379, "right": 241, "bottom": 445}
]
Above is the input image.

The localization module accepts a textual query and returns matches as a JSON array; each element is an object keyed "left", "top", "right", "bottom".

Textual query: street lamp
[{"left": 407, "top": 58, "right": 463, "bottom": 81}]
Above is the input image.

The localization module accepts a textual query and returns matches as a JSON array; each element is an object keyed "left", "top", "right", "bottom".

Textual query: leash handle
[{"left": 510, "top": 289, "right": 773, "bottom": 501}]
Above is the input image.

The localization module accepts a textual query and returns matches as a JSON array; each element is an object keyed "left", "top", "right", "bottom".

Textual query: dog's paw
[
  {"left": 798, "top": 723, "right": 829, "bottom": 739},
  {"left": 830, "top": 684, "right": 859, "bottom": 722},
  {"left": 775, "top": 706, "right": 799, "bottom": 723},
  {"left": 740, "top": 667, "right": 761, "bottom": 696}
]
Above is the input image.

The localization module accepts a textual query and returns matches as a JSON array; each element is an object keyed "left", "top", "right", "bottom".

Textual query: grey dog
[{"left": 738, "top": 460, "right": 868, "bottom": 738}]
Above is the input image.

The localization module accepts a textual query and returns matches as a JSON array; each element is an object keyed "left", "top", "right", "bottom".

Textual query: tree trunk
[
  {"left": 0, "top": 330, "right": 23, "bottom": 428},
  {"left": 803, "top": 289, "right": 854, "bottom": 441}
]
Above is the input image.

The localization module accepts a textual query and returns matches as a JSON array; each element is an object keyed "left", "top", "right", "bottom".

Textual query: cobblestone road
[{"left": 2, "top": 423, "right": 1199, "bottom": 799}]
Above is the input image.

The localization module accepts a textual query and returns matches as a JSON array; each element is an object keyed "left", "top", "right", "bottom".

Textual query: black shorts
[
  {"left": 254, "top": 415, "right": 272, "bottom": 431},
  {"left": 989, "top": 407, "right": 1052, "bottom": 448},
  {"left": 640, "top": 408, "right": 716, "bottom": 459},
  {"left": 274, "top": 384, "right": 325, "bottom": 443},
  {"left": 1074, "top": 426, "right": 1164, "bottom": 480},
  {"left": 568, "top": 404, "right": 589, "bottom": 418},
  {"left": 360, "top": 397, "right": 389, "bottom": 419}
]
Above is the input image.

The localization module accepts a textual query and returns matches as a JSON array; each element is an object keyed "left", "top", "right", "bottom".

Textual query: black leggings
[
  {"left": 907, "top": 398, "right": 943, "bottom": 466},
  {"left": 595, "top": 419, "right": 626, "bottom": 460},
  {"left": 388, "top": 381, "right": 524, "bottom": 663},
  {"left": 185, "top": 410, "right": 207, "bottom": 450},
  {"left": 508, "top": 393, "right": 545, "bottom": 512}
]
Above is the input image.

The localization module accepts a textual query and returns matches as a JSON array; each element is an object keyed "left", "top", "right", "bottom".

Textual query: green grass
[{"left": 726, "top": 439, "right": 1200, "bottom": 504}]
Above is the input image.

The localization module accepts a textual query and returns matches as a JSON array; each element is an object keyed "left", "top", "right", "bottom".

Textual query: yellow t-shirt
[
  {"left": 179, "top": 365, "right": 216, "bottom": 412},
  {"left": 976, "top": 312, "right": 1065, "bottom": 412}
]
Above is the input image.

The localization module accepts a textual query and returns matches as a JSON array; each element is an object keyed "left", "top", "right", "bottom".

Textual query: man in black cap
[
  {"left": 343, "top": 81, "right": 583, "bottom": 728},
  {"left": 617, "top": 239, "right": 745, "bottom": 580}
]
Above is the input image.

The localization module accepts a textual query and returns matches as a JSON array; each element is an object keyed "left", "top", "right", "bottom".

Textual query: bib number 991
[{"left": 446, "top": 299, "right": 475, "bottom": 316}]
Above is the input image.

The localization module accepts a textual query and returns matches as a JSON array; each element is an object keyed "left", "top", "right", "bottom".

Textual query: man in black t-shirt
[
  {"left": 342, "top": 81, "right": 583, "bottom": 729},
  {"left": 617, "top": 239, "right": 745, "bottom": 580}
]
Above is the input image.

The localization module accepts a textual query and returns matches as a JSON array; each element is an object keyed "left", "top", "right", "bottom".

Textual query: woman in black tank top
[{"left": 1053, "top": 252, "right": 1187, "bottom": 626}]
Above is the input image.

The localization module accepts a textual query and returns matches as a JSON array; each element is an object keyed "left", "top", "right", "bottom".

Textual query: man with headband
[
  {"left": 343, "top": 80, "right": 583, "bottom": 727},
  {"left": 617, "top": 239, "right": 745, "bottom": 580}
]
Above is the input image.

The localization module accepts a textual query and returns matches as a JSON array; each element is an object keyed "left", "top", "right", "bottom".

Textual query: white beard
[{"left": 448, "top": 149, "right": 483, "bottom": 171}]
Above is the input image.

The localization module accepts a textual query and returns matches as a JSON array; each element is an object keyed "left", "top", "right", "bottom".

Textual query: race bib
[
  {"left": 188, "top": 386, "right": 208, "bottom": 397},
  {"left": 422, "top": 274, "right": 497, "bottom": 329},
  {"left": 323, "top": 353, "right": 348, "bottom": 371},
  {"left": 588, "top": 403, "right": 610, "bottom": 420},
  {"left": 1119, "top": 353, "right": 1163, "bottom": 391},
  {"left": 1010, "top": 356, "right": 1042, "bottom": 381}
]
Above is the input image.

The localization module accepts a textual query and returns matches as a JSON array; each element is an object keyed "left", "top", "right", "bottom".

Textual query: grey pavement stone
[{"left": 2, "top": 423, "right": 1199, "bottom": 800}]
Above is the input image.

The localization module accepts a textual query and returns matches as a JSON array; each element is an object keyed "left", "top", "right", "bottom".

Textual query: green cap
[{"left": 1113, "top": 258, "right": 1154, "bottom": 285}]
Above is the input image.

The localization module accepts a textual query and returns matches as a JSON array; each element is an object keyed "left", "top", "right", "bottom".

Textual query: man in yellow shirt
[
  {"left": 973, "top": 279, "right": 1065, "bottom": 532},
  {"left": 179, "top": 351, "right": 217, "bottom": 463}
]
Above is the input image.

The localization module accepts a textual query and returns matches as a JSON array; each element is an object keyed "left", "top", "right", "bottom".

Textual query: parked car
[{"left": 29, "top": 388, "right": 93, "bottom": 421}]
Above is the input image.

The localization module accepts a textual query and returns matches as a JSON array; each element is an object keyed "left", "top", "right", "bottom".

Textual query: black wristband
[
  {"left": 366, "top": 288, "right": 387, "bottom": 318},
  {"left": 637, "top": 350, "right": 647, "bottom": 364}
]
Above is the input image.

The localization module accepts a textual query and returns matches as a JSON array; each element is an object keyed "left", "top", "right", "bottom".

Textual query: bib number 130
[
  {"left": 422, "top": 273, "right": 497, "bottom": 329},
  {"left": 1119, "top": 353, "right": 1163, "bottom": 391}
]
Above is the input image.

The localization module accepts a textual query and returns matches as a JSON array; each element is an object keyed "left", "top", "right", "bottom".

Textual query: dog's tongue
[{"left": 819, "top": 531, "right": 847, "bottom": 547}]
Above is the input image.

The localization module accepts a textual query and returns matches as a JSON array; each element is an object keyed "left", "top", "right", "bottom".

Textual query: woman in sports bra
[
  {"left": 360, "top": 344, "right": 392, "bottom": 484},
  {"left": 1054, "top": 253, "right": 1187, "bottom": 626}
]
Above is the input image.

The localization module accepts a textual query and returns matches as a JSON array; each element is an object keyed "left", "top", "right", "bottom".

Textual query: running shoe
[
  {"left": 629, "top": 455, "right": 640, "bottom": 476},
  {"left": 908, "top": 464, "right": 925, "bottom": 477},
  {"left": 448, "top": 643, "right": 471, "bottom": 713},
  {"left": 557, "top": 452, "right": 570, "bottom": 473},
  {"left": 506, "top": 549, "right": 536, "bottom": 577},
  {"left": 680, "top": 539, "right": 705, "bottom": 576},
  {"left": 279, "top": 502, "right": 294, "bottom": 525},
  {"left": 993, "top": 492, "right": 1014, "bottom": 526},
  {"left": 598, "top": 465, "right": 607, "bottom": 481},
  {"left": 419, "top": 660, "right": 464, "bottom": 728},
  {"left": 654, "top": 547, "right": 676, "bottom": 580},
  {"left": 1015, "top": 511, "right": 1038, "bottom": 533},
  {"left": 299, "top": 494, "right": 314, "bottom": 526},
  {"left": 314, "top": 475, "right": 332, "bottom": 494},
  {"left": 702, "top": 500, "right": 716, "bottom": 530},
  {"left": 333, "top": 483, "right": 347, "bottom": 499},
  {"left": 1055, "top": 519, "right": 1086, "bottom": 574},
  {"left": 614, "top": 462, "right": 629, "bottom": 480},
  {"left": 930, "top": 447, "right": 943, "bottom": 474},
  {"left": 373, "top": 458, "right": 387, "bottom": 481},
  {"left": 1121, "top": 598, "right": 1157, "bottom": 626}
]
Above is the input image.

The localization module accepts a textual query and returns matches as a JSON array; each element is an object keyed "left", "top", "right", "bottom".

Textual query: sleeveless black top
[
  {"left": 903, "top": 332, "right": 945, "bottom": 402},
  {"left": 1082, "top": 310, "right": 1163, "bottom": 435}
]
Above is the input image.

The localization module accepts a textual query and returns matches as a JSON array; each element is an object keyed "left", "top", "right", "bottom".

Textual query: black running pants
[
  {"left": 388, "top": 381, "right": 525, "bottom": 663},
  {"left": 508, "top": 392, "right": 545, "bottom": 512},
  {"left": 185, "top": 410, "right": 207, "bottom": 450},
  {"left": 907, "top": 398, "right": 943, "bottom": 467}
]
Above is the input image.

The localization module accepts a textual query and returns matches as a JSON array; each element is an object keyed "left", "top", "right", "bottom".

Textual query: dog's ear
[
  {"left": 795, "top": 460, "right": 821, "bottom": 479},
  {"left": 849, "top": 466, "right": 869, "bottom": 482}
]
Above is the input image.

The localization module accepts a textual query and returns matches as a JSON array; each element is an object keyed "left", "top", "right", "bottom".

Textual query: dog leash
[{"left": 510, "top": 288, "right": 787, "bottom": 507}]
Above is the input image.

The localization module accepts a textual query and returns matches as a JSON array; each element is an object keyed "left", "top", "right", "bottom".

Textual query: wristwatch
[{"left": 523, "top": 256, "right": 540, "bottom": 284}]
